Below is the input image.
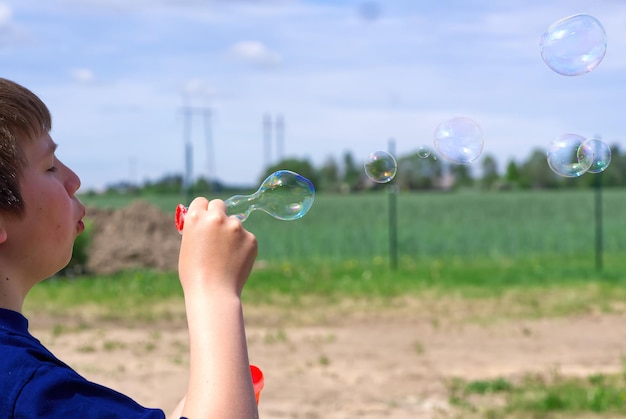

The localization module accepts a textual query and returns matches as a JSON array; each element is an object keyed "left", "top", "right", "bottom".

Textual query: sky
[{"left": 1, "top": 0, "right": 626, "bottom": 191}]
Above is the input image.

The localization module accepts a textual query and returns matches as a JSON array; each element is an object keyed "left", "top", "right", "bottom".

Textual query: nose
[
  {"left": 60, "top": 160, "right": 81, "bottom": 194},
  {"left": 67, "top": 168, "right": 81, "bottom": 195},
  {"left": 70, "top": 170, "right": 80, "bottom": 194}
]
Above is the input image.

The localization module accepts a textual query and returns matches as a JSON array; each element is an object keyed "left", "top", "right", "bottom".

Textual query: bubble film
[
  {"left": 433, "top": 117, "right": 484, "bottom": 164},
  {"left": 364, "top": 150, "right": 397, "bottom": 183},
  {"left": 540, "top": 14, "right": 607, "bottom": 76},
  {"left": 546, "top": 133, "right": 594, "bottom": 177}
]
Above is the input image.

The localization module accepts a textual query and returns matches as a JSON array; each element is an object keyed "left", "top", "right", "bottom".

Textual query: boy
[{"left": 0, "top": 78, "right": 260, "bottom": 418}]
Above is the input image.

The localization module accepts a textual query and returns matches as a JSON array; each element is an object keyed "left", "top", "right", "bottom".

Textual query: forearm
[
  {"left": 176, "top": 198, "right": 259, "bottom": 418},
  {"left": 181, "top": 290, "right": 258, "bottom": 419},
  {"left": 168, "top": 396, "right": 186, "bottom": 419}
]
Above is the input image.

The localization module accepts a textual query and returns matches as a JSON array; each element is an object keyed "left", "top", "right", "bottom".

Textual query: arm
[
  {"left": 168, "top": 396, "right": 185, "bottom": 419},
  {"left": 176, "top": 198, "right": 259, "bottom": 419}
]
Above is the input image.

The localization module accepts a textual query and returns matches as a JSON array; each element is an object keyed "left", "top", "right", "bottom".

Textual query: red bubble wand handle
[{"left": 250, "top": 364, "right": 264, "bottom": 405}]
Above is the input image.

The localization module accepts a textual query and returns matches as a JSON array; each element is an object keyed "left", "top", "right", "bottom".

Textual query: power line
[
  {"left": 275, "top": 113, "right": 284, "bottom": 162},
  {"left": 262, "top": 112, "right": 286, "bottom": 170},
  {"left": 263, "top": 113, "right": 273, "bottom": 170},
  {"left": 181, "top": 104, "right": 213, "bottom": 196}
]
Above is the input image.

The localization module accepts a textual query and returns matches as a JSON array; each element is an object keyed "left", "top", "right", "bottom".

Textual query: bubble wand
[{"left": 175, "top": 170, "right": 315, "bottom": 231}]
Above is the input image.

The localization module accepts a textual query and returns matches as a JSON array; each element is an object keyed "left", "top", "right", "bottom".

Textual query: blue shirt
[{"left": 0, "top": 307, "right": 166, "bottom": 418}]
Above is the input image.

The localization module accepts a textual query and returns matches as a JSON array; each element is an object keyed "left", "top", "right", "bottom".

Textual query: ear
[{"left": 0, "top": 216, "right": 8, "bottom": 245}]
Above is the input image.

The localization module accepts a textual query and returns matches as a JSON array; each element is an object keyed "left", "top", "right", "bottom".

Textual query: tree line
[{"left": 98, "top": 144, "right": 626, "bottom": 196}]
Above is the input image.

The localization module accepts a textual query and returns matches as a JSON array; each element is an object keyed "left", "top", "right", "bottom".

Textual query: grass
[
  {"left": 25, "top": 270, "right": 185, "bottom": 323},
  {"left": 25, "top": 253, "right": 626, "bottom": 324},
  {"left": 449, "top": 370, "right": 626, "bottom": 418}
]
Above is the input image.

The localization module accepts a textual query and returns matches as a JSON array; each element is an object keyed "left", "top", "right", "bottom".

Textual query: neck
[{"left": 0, "top": 273, "right": 27, "bottom": 313}]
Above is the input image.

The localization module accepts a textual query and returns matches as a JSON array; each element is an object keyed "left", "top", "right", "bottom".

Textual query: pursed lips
[{"left": 77, "top": 205, "right": 86, "bottom": 233}]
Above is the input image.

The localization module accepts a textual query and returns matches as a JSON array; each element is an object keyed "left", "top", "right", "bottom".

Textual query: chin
[{"left": 49, "top": 255, "right": 74, "bottom": 278}]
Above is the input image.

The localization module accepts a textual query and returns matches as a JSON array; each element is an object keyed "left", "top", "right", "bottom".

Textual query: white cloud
[
  {"left": 70, "top": 68, "right": 96, "bottom": 84},
  {"left": 228, "top": 40, "right": 283, "bottom": 68},
  {"left": 0, "top": 3, "right": 12, "bottom": 27},
  {"left": 182, "top": 78, "right": 215, "bottom": 98}
]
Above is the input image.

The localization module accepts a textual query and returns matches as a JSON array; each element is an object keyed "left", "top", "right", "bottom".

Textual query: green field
[
  {"left": 70, "top": 187, "right": 626, "bottom": 315},
  {"left": 80, "top": 188, "right": 626, "bottom": 265}
]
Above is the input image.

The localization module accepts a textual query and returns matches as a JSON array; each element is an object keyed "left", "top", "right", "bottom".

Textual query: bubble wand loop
[{"left": 175, "top": 170, "right": 315, "bottom": 232}]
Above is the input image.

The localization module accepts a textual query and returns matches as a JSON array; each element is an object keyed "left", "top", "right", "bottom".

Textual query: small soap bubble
[
  {"left": 417, "top": 145, "right": 431, "bottom": 158},
  {"left": 540, "top": 14, "right": 607, "bottom": 76},
  {"left": 583, "top": 138, "right": 611, "bottom": 173},
  {"left": 433, "top": 117, "right": 484, "bottom": 164},
  {"left": 546, "top": 133, "right": 594, "bottom": 177},
  {"left": 364, "top": 150, "right": 397, "bottom": 183}
]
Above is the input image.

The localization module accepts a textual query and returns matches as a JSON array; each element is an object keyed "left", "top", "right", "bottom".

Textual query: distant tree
[
  {"left": 504, "top": 159, "right": 521, "bottom": 187},
  {"left": 342, "top": 151, "right": 362, "bottom": 192},
  {"left": 319, "top": 155, "right": 341, "bottom": 192},
  {"left": 480, "top": 154, "right": 499, "bottom": 189},
  {"left": 191, "top": 176, "right": 212, "bottom": 194},
  {"left": 106, "top": 142, "right": 626, "bottom": 197},
  {"left": 520, "top": 148, "right": 561, "bottom": 189},
  {"left": 190, "top": 176, "right": 225, "bottom": 194},
  {"left": 105, "top": 181, "right": 139, "bottom": 195},
  {"left": 449, "top": 162, "right": 474, "bottom": 189},
  {"left": 395, "top": 152, "right": 442, "bottom": 190},
  {"left": 142, "top": 173, "right": 183, "bottom": 194}
]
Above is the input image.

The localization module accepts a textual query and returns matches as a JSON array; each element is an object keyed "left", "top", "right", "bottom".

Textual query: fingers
[
  {"left": 178, "top": 197, "right": 257, "bottom": 296},
  {"left": 188, "top": 196, "right": 209, "bottom": 210},
  {"left": 184, "top": 198, "right": 226, "bottom": 231}
]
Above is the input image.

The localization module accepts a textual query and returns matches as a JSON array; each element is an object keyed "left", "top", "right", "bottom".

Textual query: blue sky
[{"left": 1, "top": 0, "right": 626, "bottom": 190}]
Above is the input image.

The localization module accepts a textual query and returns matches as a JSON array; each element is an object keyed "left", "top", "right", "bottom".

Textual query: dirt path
[{"left": 28, "top": 305, "right": 626, "bottom": 419}]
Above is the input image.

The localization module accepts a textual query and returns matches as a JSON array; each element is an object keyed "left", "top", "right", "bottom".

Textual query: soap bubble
[
  {"left": 433, "top": 117, "right": 484, "bottom": 164},
  {"left": 364, "top": 150, "right": 397, "bottom": 183},
  {"left": 417, "top": 145, "right": 431, "bottom": 158},
  {"left": 546, "top": 133, "right": 595, "bottom": 177},
  {"left": 583, "top": 138, "right": 611, "bottom": 173},
  {"left": 540, "top": 14, "right": 607, "bottom": 76}
]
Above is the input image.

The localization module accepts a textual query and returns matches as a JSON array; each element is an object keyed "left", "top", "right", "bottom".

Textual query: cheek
[
  {"left": 36, "top": 206, "right": 64, "bottom": 232},
  {"left": 36, "top": 203, "right": 73, "bottom": 239}
]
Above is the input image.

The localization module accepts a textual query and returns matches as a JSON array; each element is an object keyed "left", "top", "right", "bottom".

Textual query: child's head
[{"left": 0, "top": 78, "right": 52, "bottom": 218}]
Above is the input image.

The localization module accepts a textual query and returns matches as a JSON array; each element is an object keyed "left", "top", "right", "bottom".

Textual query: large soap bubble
[
  {"left": 540, "top": 14, "right": 607, "bottom": 76},
  {"left": 546, "top": 133, "right": 595, "bottom": 177},
  {"left": 433, "top": 117, "right": 484, "bottom": 164}
]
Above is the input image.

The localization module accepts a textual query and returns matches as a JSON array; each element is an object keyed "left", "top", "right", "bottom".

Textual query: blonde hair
[{"left": 0, "top": 78, "right": 52, "bottom": 217}]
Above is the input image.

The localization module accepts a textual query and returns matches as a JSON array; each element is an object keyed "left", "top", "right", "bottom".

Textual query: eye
[{"left": 47, "top": 155, "right": 58, "bottom": 172}]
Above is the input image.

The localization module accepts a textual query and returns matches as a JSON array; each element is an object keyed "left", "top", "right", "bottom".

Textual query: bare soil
[
  {"left": 85, "top": 200, "right": 180, "bottom": 275},
  {"left": 29, "top": 306, "right": 626, "bottom": 419}
]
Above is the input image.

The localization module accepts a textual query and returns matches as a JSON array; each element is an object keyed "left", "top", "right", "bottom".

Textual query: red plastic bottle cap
[
  {"left": 250, "top": 364, "right": 264, "bottom": 404},
  {"left": 175, "top": 204, "right": 187, "bottom": 232}
]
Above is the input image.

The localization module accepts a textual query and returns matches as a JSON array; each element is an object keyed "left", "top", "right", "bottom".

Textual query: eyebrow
[{"left": 47, "top": 141, "right": 58, "bottom": 155}]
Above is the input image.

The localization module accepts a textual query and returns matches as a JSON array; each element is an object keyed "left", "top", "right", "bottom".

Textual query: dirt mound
[{"left": 85, "top": 200, "right": 181, "bottom": 275}]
